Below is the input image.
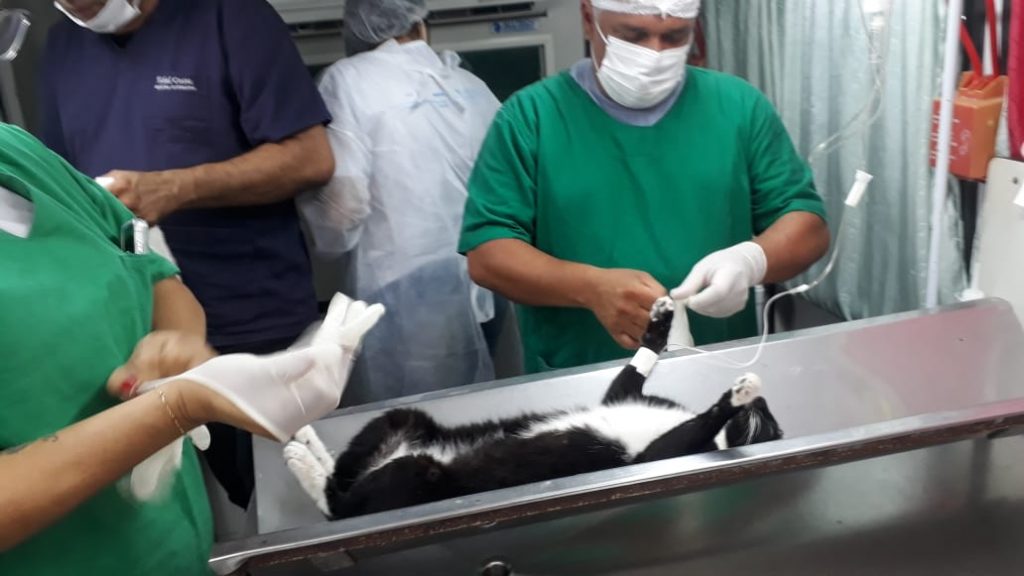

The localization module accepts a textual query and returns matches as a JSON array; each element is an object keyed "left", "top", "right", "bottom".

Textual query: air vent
[
  {"left": 427, "top": 3, "right": 545, "bottom": 26},
  {"left": 287, "top": 19, "right": 344, "bottom": 39}
]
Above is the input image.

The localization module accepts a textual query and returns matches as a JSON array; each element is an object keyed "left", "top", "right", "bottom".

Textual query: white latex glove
[
  {"left": 671, "top": 242, "right": 767, "bottom": 318},
  {"left": 128, "top": 351, "right": 326, "bottom": 500},
  {"left": 310, "top": 293, "right": 386, "bottom": 351},
  {"left": 170, "top": 293, "right": 385, "bottom": 442},
  {"left": 128, "top": 293, "right": 384, "bottom": 500},
  {"left": 129, "top": 426, "right": 210, "bottom": 501}
]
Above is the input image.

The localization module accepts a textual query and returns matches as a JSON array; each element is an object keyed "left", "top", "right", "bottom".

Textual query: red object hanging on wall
[
  {"left": 929, "top": 6, "right": 1008, "bottom": 181},
  {"left": 1010, "top": 0, "right": 1024, "bottom": 159}
]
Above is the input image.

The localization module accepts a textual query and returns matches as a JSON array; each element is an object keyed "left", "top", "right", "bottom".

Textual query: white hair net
[
  {"left": 591, "top": 0, "right": 701, "bottom": 18},
  {"left": 344, "top": 0, "right": 429, "bottom": 56}
]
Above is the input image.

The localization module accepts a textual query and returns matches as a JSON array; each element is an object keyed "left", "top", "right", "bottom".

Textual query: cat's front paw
[
  {"left": 641, "top": 296, "right": 675, "bottom": 352},
  {"left": 284, "top": 441, "right": 332, "bottom": 516},
  {"left": 651, "top": 295, "right": 675, "bottom": 320},
  {"left": 294, "top": 425, "right": 334, "bottom": 473}
]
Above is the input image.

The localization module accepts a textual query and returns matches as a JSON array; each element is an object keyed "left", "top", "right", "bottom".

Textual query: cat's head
[
  {"left": 334, "top": 455, "right": 455, "bottom": 518},
  {"left": 725, "top": 397, "right": 784, "bottom": 447}
]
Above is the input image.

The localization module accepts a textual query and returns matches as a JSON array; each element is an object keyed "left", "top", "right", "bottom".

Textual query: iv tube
[
  {"left": 669, "top": 2, "right": 889, "bottom": 368},
  {"left": 673, "top": 171, "right": 874, "bottom": 370},
  {"left": 807, "top": 0, "right": 893, "bottom": 167}
]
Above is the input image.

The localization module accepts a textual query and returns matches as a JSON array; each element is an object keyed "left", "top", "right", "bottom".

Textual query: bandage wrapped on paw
[
  {"left": 128, "top": 293, "right": 385, "bottom": 501},
  {"left": 667, "top": 297, "right": 694, "bottom": 351}
]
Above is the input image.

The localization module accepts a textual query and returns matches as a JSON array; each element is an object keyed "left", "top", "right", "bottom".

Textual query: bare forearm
[
  {"left": 754, "top": 212, "right": 830, "bottom": 284},
  {"left": 152, "top": 278, "right": 205, "bottom": 337},
  {"left": 467, "top": 239, "right": 599, "bottom": 308},
  {"left": 0, "top": 382, "right": 197, "bottom": 551},
  {"left": 179, "top": 125, "right": 334, "bottom": 209}
]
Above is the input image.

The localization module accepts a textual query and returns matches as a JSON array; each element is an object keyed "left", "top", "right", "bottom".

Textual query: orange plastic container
[{"left": 930, "top": 73, "right": 1007, "bottom": 182}]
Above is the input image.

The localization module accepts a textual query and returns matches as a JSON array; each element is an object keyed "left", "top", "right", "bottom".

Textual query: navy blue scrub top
[{"left": 40, "top": 0, "right": 330, "bottom": 349}]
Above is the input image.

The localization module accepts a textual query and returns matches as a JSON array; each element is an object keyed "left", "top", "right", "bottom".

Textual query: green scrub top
[
  {"left": 0, "top": 125, "right": 213, "bottom": 575},
  {"left": 459, "top": 68, "right": 827, "bottom": 374}
]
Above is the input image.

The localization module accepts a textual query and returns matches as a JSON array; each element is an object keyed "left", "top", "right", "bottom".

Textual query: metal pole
[{"left": 926, "top": 0, "right": 965, "bottom": 308}]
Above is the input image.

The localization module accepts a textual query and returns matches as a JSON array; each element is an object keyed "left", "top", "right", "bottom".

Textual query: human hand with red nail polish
[{"left": 106, "top": 331, "right": 216, "bottom": 401}]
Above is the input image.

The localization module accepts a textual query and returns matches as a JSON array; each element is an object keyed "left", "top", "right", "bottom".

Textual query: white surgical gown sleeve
[{"left": 297, "top": 69, "right": 373, "bottom": 256}]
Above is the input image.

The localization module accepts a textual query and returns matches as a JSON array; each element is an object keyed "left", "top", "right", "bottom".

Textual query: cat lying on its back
[{"left": 285, "top": 297, "right": 783, "bottom": 519}]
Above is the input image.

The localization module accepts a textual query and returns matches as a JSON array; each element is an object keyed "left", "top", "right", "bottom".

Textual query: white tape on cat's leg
[{"left": 629, "top": 348, "right": 659, "bottom": 377}]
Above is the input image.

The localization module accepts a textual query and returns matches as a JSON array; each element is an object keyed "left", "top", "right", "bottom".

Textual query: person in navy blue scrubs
[{"left": 40, "top": 0, "right": 335, "bottom": 514}]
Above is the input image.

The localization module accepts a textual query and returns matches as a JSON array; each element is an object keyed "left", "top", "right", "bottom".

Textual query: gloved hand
[
  {"left": 127, "top": 349, "right": 330, "bottom": 501},
  {"left": 152, "top": 293, "right": 385, "bottom": 442},
  {"left": 106, "top": 332, "right": 214, "bottom": 501},
  {"left": 107, "top": 331, "right": 216, "bottom": 401},
  {"left": 310, "top": 292, "right": 386, "bottom": 351},
  {"left": 671, "top": 242, "right": 767, "bottom": 318},
  {"left": 127, "top": 293, "right": 384, "bottom": 501}
]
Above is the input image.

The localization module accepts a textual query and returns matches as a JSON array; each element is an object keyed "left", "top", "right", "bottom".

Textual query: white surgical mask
[
  {"left": 594, "top": 23, "right": 691, "bottom": 109},
  {"left": 54, "top": 0, "right": 141, "bottom": 34}
]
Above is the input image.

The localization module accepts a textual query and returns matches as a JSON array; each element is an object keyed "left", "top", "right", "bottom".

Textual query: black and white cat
[{"left": 285, "top": 297, "right": 783, "bottom": 520}]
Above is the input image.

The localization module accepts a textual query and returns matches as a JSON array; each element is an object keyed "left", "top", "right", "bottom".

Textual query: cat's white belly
[{"left": 521, "top": 403, "right": 698, "bottom": 459}]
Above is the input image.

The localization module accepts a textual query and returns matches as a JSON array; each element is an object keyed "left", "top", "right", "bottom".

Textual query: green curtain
[{"left": 704, "top": 0, "right": 966, "bottom": 319}]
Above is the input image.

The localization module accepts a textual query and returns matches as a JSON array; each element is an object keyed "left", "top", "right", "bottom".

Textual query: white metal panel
[{"left": 976, "top": 158, "right": 1024, "bottom": 327}]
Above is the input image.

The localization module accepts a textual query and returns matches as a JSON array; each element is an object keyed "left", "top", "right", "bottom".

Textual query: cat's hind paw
[{"left": 730, "top": 373, "right": 763, "bottom": 407}]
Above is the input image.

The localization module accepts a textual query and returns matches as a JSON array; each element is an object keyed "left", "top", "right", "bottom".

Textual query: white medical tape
[{"left": 629, "top": 347, "right": 659, "bottom": 377}]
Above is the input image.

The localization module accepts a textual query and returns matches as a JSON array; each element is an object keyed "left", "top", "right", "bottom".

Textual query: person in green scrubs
[
  {"left": 459, "top": 0, "right": 830, "bottom": 374},
  {"left": 0, "top": 16, "right": 379, "bottom": 572},
  {"left": 0, "top": 111, "right": 215, "bottom": 572},
  {"left": 0, "top": 117, "right": 382, "bottom": 573}
]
